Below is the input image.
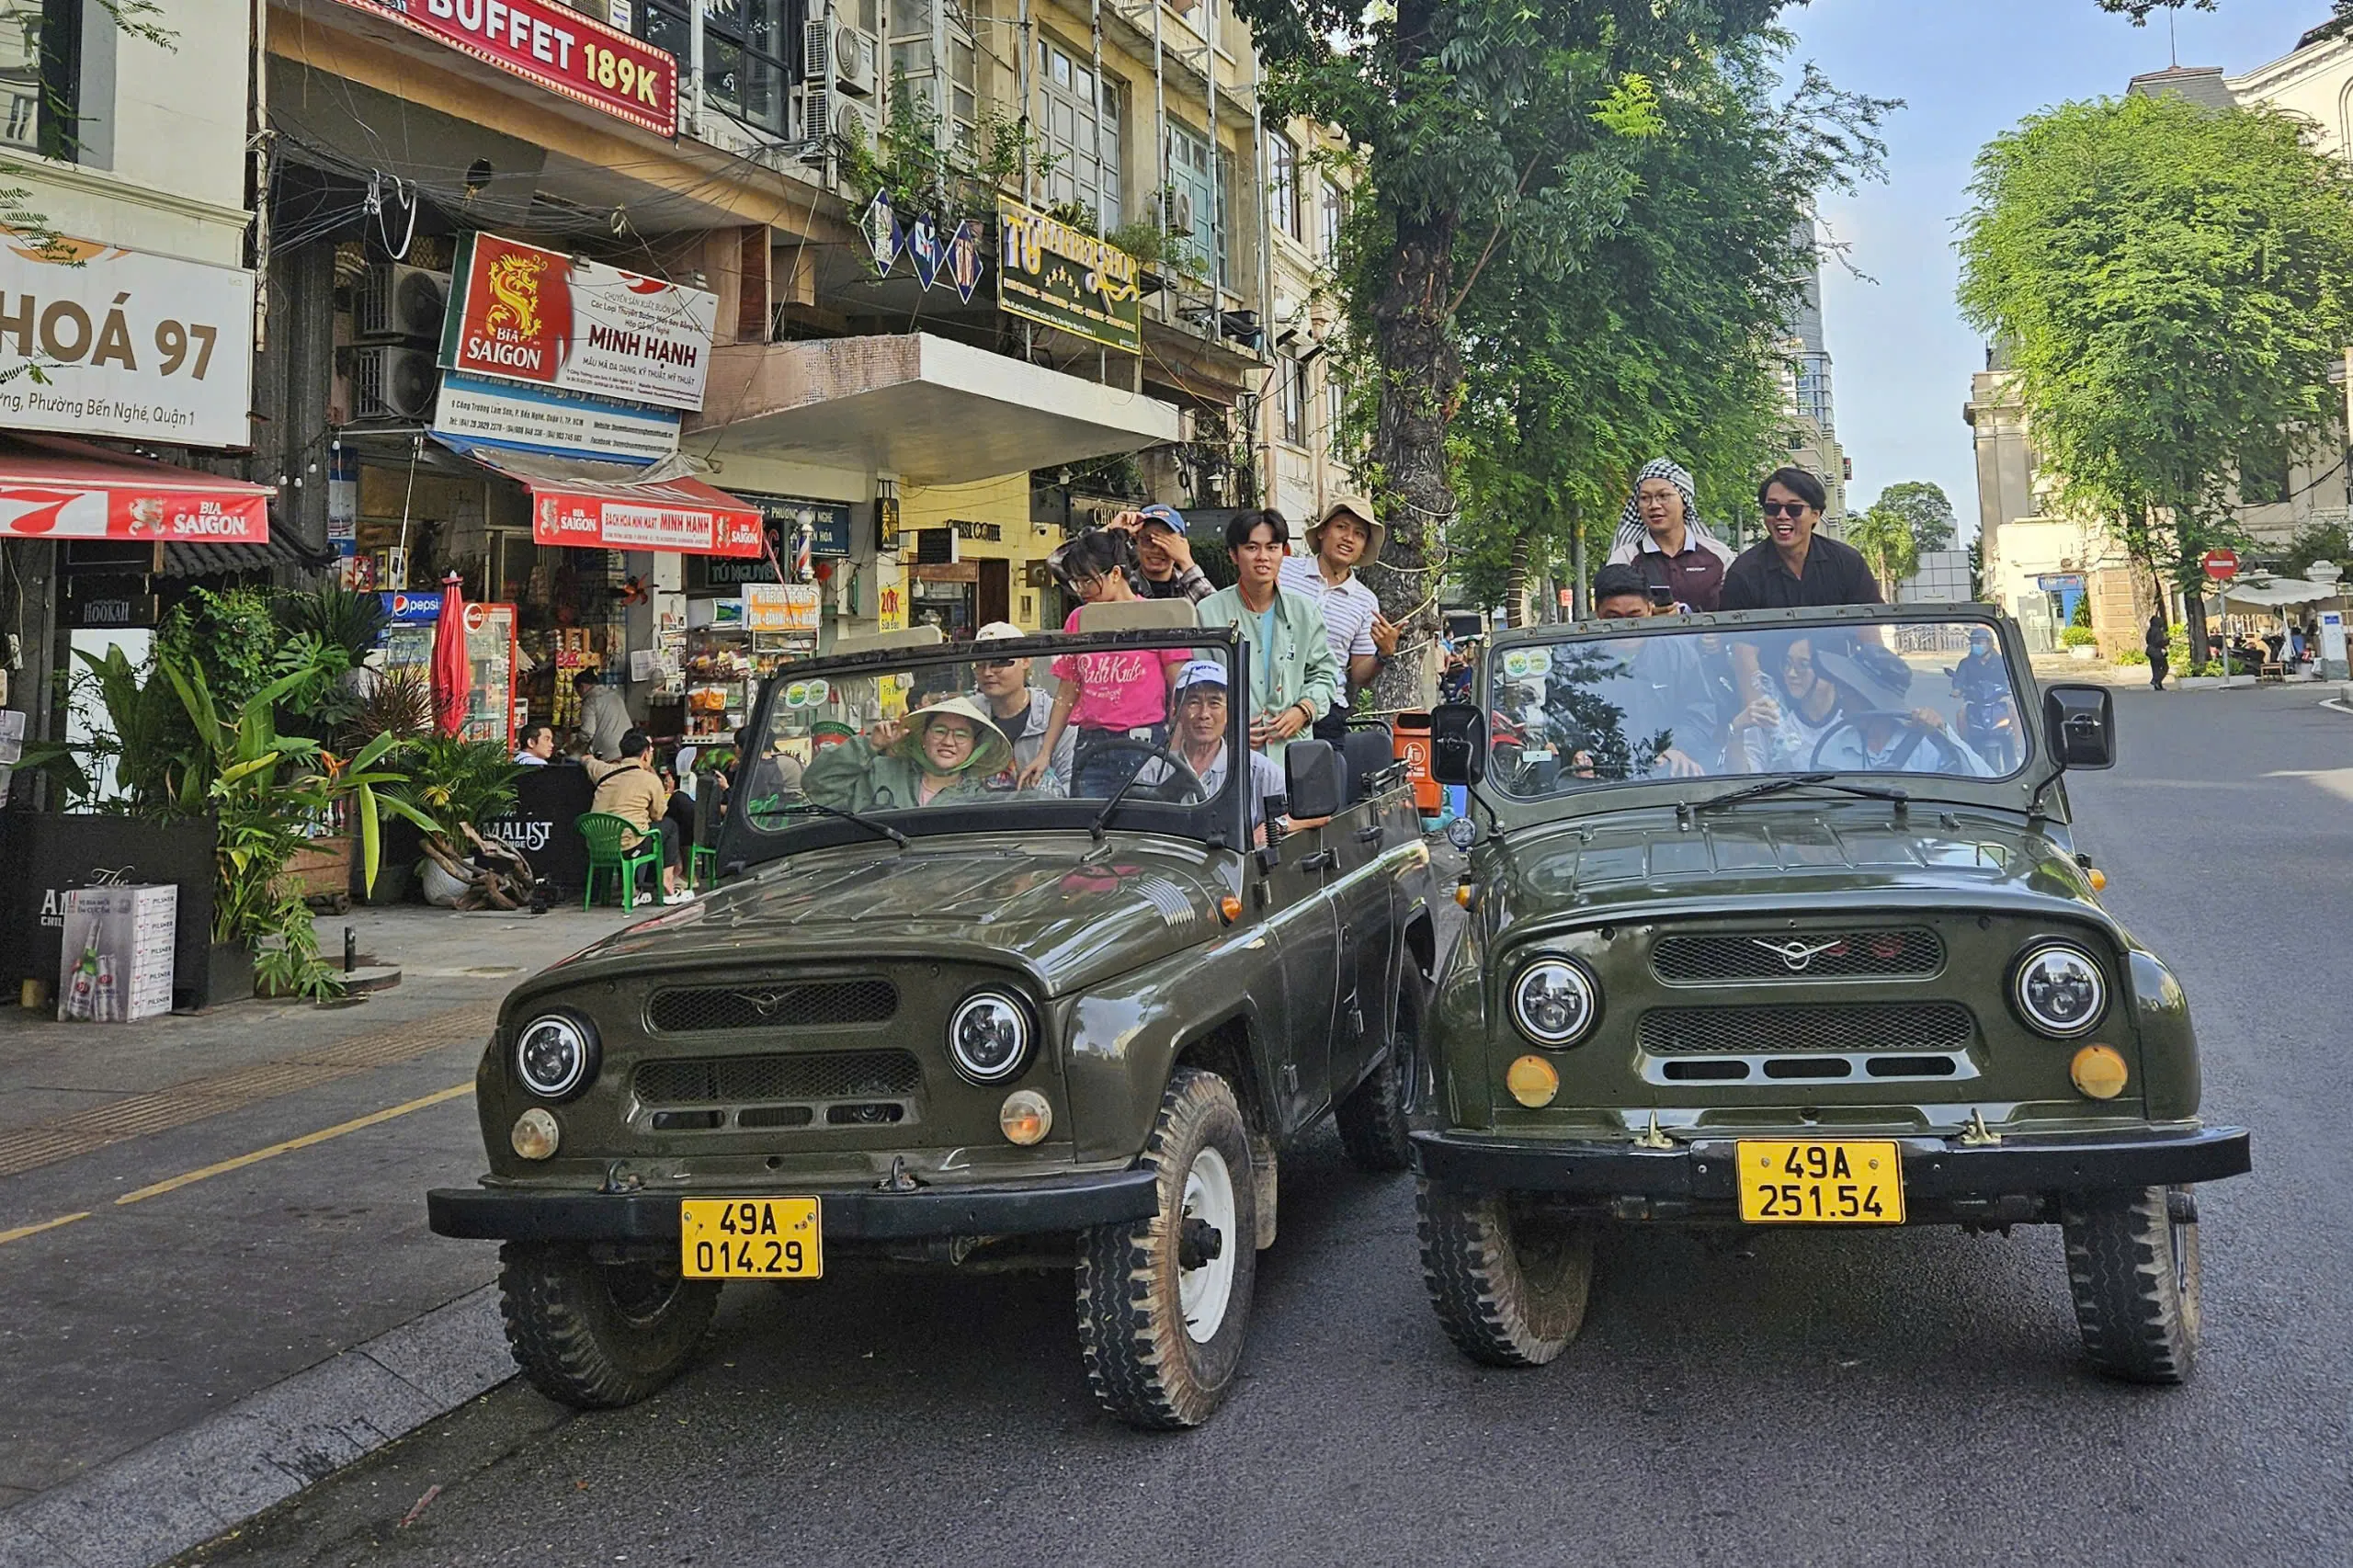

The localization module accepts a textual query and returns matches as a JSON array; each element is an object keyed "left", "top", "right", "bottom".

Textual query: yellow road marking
[
  {"left": 114, "top": 1084, "right": 475, "bottom": 1207},
  {"left": 0, "top": 1211, "right": 91, "bottom": 1246}
]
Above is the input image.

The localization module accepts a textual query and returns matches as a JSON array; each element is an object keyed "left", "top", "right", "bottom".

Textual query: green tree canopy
[
  {"left": 1869, "top": 481, "right": 1958, "bottom": 555},
  {"left": 1956, "top": 94, "right": 2353, "bottom": 647},
  {"left": 1847, "top": 502, "right": 1920, "bottom": 598}
]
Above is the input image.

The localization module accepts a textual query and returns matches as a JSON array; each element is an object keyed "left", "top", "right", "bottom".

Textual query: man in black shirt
[{"left": 1718, "top": 467, "right": 1884, "bottom": 610}]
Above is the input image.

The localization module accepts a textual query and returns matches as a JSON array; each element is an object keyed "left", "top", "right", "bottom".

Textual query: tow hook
[
  {"left": 880, "top": 1155, "right": 924, "bottom": 1193},
  {"left": 1177, "top": 1216, "right": 1224, "bottom": 1269}
]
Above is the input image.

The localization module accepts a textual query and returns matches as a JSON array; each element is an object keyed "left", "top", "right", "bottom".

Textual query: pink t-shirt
[{"left": 1052, "top": 608, "right": 1188, "bottom": 731}]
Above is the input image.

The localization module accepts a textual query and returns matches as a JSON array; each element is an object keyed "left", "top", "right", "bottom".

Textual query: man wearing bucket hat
[
  {"left": 1798, "top": 642, "right": 1990, "bottom": 777},
  {"left": 802, "top": 696, "right": 1021, "bottom": 812},
  {"left": 1108, "top": 504, "right": 1215, "bottom": 603},
  {"left": 1281, "top": 493, "right": 1400, "bottom": 740},
  {"left": 970, "top": 621, "right": 1074, "bottom": 793}
]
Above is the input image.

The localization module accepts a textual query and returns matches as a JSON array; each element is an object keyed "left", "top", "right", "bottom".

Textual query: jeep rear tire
[
  {"left": 1335, "top": 971, "right": 1427, "bottom": 1173},
  {"left": 497, "top": 1242, "right": 721, "bottom": 1409},
  {"left": 2061, "top": 1184, "right": 2200, "bottom": 1385},
  {"left": 1077, "top": 1067, "right": 1258, "bottom": 1429},
  {"left": 1417, "top": 1181, "right": 1596, "bottom": 1368}
]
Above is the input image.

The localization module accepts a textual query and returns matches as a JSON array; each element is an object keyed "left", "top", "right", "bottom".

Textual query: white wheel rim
[{"left": 1177, "top": 1145, "right": 1238, "bottom": 1344}]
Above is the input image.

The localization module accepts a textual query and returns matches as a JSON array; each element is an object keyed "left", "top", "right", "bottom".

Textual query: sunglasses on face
[
  {"left": 1762, "top": 502, "right": 1811, "bottom": 519},
  {"left": 977, "top": 659, "right": 1018, "bottom": 672}
]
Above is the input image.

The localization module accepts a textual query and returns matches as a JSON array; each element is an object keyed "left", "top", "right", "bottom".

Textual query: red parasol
[{"left": 430, "top": 573, "right": 470, "bottom": 738}]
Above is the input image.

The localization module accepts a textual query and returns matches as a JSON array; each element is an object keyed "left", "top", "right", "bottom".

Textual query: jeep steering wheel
[
  {"left": 1082, "top": 739, "right": 1209, "bottom": 802},
  {"left": 1810, "top": 710, "right": 1967, "bottom": 775}
]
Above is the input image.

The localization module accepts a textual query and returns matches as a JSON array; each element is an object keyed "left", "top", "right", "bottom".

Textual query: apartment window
[
  {"left": 0, "top": 0, "right": 78, "bottom": 161},
  {"left": 890, "top": 0, "right": 978, "bottom": 151},
  {"left": 2240, "top": 440, "right": 2290, "bottom": 506},
  {"left": 1324, "top": 372, "right": 1345, "bottom": 449},
  {"left": 1037, "top": 38, "right": 1120, "bottom": 228},
  {"left": 1278, "top": 354, "right": 1305, "bottom": 447},
  {"left": 1168, "top": 119, "right": 1228, "bottom": 286},
  {"left": 1319, "top": 177, "right": 1344, "bottom": 259},
  {"left": 634, "top": 0, "right": 790, "bottom": 138},
  {"left": 1268, "top": 131, "right": 1299, "bottom": 241}
]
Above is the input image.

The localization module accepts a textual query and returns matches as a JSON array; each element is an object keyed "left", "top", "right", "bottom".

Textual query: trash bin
[{"left": 1393, "top": 712, "right": 1443, "bottom": 824}]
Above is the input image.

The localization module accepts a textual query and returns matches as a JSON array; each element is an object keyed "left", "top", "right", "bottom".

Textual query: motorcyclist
[{"left": 1949, "top": 627, "right": 2014, "bottom": 770}]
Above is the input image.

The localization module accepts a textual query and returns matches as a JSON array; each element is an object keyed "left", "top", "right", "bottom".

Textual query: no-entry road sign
[{"left": 2202, "top": 548, "right": 2241, "bottom": 582}]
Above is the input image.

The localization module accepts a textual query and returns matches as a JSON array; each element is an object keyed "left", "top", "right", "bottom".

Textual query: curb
[{"left": 0, "top": 1285, "right": 513, "bottom": 1568}]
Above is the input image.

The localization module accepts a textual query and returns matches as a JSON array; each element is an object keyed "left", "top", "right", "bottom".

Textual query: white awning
[
  {"left": 2219, "top": 576, "right": 2345, "bottom": 608},
  {"left": 690, "top": 333, "right": 1180, "bottom": 485}
]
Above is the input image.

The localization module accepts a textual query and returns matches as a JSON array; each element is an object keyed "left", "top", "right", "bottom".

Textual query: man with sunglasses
[
  {"left": 1718, "top": 467, "right": 1883, "bottom": 610},
  {"left": 970, "top": 621, "right": 1074, "bottom": 792}
]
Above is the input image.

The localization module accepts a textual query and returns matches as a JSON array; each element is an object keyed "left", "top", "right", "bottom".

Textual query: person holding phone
[{"left": 1605, "top": 459, "right": 1735, "bottom": 612}]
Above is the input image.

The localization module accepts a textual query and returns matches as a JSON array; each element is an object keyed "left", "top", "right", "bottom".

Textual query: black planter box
[
  {"left": 0, "top": 810, "right": 221, "bottom": 1010},
  {"left": 480, "top": 763, "right": 596, "bottom": 900}
]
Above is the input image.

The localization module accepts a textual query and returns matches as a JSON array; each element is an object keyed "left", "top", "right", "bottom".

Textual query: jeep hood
[
  {"left": 530, "top": 837, "right": 1231, "bottom": 1000},
  {"left": 1484, "top": 808, "right": 2104, "bottom": 931}
]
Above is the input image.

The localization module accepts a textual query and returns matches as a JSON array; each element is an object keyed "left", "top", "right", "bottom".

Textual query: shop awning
[
  {"left": 692, "top": 333, "right": 1182, "bottom": 485},
  {"left": 438, "top": 439, "right": 765, "bottom": 558},
  {"left": 0, "top": 434, "right": 271, "bottom": 544},
  {"left": 2220, "top": 575, "right": 2344, "bottom": 609}
]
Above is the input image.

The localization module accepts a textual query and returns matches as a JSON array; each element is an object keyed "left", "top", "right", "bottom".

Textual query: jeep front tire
[
  {"left": 2061, "top": 1184, "right": 2200, "bottom": 1384},
  {"left": 497, "top": 1242, "right": 721, "bottom": 1408},
  {"left": 1077, "top": 1067, "right": 1259, "bottom": 1429},
  {"left": 1416, "top": 1181, "right": 1596, "bottom": 1368}
]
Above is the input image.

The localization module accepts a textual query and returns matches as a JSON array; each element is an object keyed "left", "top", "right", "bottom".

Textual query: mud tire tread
[
  {"left": 2061, "top": 1185, "right": 2200, "bottom": 1385},
  {"left": 1415, "top": 1179, "right": 1594, "bottom": 1369},
  {"left": 497, "top": 1241, "right": 720, "bottom": 1410},
  {"left": 1335, "top": 971, "right": 1426, "bottom": 1173},
  {"left": 1076, "top": 1067, "right": 1257, "bottom": 1429}
]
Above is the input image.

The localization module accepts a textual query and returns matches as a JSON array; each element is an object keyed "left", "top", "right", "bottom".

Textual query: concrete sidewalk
[{"left": 0, "top": 904, "right": 639, "bottom": 1568}]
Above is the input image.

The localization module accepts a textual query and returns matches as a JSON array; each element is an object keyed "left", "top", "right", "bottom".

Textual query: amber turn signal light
[
  {"left": 1506, "top": 1054, "right": 1560, "bottom": 1108},
  {"left": 2070, "top": 1044, "right": 2129, "bottom": 1100},
  {"left": 999, "top": 1089, "right": 1053, "bottom": 1145},
  {"left": 2087, "top": 868, "right": 2109, "bottom": 892},
  {"left": 1455, "top": 882, "right": 1477, "bottom": 910},
  {"left": 1219, "top": 895, "right": 1243, "bottom": 924},
  {"left": 510, "top": 1108, "right": 561, "bottom": 1161}
]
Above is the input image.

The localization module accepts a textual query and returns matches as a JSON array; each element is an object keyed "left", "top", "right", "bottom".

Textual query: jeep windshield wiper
[
  {"left": 1090, "top": 766, "right": 1152, "bottom": 840},
  {"left": 775, "top": 798, "right": 909, "bottom": 849},
  {"left": 1689, "top": 772, "right": 1910, "bottom": 815}
]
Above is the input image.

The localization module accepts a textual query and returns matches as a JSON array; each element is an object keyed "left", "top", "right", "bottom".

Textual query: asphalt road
[{"left": 183, "top": 686, "right": 2353, "bottom": 1568}]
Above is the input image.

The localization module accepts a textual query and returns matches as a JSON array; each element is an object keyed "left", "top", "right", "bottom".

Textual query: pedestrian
[
  {"left": 573, "top": 669, "right": 633, "bottom": 760},
  {"left": 1605, "top": 459, "right": 1736, "bottom": 611},
  {"left": 585, "top": 728, "right": 692, "bottom": 903},
  {"left": 1716, "top": 468, "right": 1882, "bottom": 610},
  {"left": 1022, "top": 529, "right": 1190, "bottom": 794},
  {"left": 1108, "top": 504, "right": 1215, "bottom": 602},
  {"left": 1280, "top": 494, "right": 1401, "bottom": 739},
  {"left": 1198, "top": 510, "right": 1342, "bottom": 763},
  {"left": 2145, "top": 612, "right": 2169, "bottom": 690},
  {"left": 512, "top": 723, "right": 555, "bottom": 767}
]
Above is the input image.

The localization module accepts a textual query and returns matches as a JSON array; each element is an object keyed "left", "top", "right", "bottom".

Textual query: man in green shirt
[{"left": 1197, "top": 510, "right": 1341, "bottom": 764}]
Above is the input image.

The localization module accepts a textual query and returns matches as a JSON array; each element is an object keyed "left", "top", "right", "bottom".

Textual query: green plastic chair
[
  {"left": 688, "top": 778, "right": 722, "bottom": 892},
  {"left": 577, "top": 812, "right": 662, "bottom": 910}
]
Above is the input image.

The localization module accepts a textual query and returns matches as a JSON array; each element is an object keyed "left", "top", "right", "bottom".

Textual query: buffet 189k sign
[
  {"left": 335, "top": 0, "right": 677, "bottom": 136},
  {"left": 439, "top": 232, "right": 717, "bottom": 413}
]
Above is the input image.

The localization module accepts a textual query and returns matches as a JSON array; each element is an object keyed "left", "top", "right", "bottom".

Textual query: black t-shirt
[{"left": 1717, "top": 534, "right": 1884, "bottom": 610}]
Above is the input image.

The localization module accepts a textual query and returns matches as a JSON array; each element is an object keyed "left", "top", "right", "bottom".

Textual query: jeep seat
[{"left": 1341, "top": 724, "right": 1398, "bottom": 804}]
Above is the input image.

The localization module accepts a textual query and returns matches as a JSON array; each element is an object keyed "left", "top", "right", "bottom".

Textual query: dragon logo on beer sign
[
  {"left": 444, "top": 233, "right": 574, "bottom": 386},
  {"left": 483, "top": 250, "right": 548, "bottom": 343}
]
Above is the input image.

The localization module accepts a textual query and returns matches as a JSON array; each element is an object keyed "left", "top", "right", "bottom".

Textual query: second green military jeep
[
  {"left": 430, "top": 619, "right": 1437, "bottom": 1428},
  {"left": 1416, "top": 604, "right": 2249, "bottom": 1382}
]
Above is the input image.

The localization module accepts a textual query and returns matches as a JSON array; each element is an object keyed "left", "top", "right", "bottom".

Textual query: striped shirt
[{"left": 1279, "top": 554, "right": 1379, "bottom": 678}]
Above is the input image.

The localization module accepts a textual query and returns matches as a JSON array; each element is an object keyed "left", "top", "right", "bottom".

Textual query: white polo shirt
[{"left": 1280, "top": 553, "right": 1379, "bottom": 675}]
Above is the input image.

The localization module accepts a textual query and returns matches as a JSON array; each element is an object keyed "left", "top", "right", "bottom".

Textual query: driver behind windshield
[
  {"left": 1160, "top": 659, "right": 1283, "bottom": 845},
  {"left": 1804, "top": 645, "right": 1992, "bottom": 777},
  {"left": 802, "top": 697, "right": 1020, "bottom": 812}
]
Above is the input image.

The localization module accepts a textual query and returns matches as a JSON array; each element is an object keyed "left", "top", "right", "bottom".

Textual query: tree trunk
[
  {"left": 1365, "top": 202, "right": 1461, "bottom": 715},
  {"left": 1503, "top": 535, "right": 1531, "bottom": 628}
]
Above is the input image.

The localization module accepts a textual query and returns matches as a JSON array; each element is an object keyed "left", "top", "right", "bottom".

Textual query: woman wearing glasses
[
  {"left": 1020, "top": 528, "right": 1189, "bottom": 795},
  {"left": 1717, "top": 467, "right": 1883, "bottom": 610}
]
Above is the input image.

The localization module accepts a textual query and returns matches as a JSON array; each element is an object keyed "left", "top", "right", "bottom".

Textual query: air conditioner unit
[
  {"left": 1167, "top": 187, "right": 1196, "bottom": 236},
  {"left": 802, "top": 18, "right": 828, "bottom": 80},
  {"left": 355, "top": 265, "right": 451, "bottom": 342},
  {"left": 833, "top": 25, "right": 879, "bottom": 95},
  {"left": 831, "top": 97, "right": 880, "bottom": 152},
  {"left": 348, "top": 346, "right": 440, "bottom": 421}
]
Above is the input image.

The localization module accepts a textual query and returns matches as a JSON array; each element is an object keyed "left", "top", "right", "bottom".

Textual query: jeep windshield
[
  {"left": 1486, "top": 617, "right": 2029, "bottom": 799},
  {"left": 722, "top": 627, "right": 1259, "bottom": 858}
]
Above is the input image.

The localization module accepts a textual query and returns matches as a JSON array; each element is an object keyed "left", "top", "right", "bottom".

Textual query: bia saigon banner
[{"left": 439, "top": 232, "right": 717, "bottom": 413}]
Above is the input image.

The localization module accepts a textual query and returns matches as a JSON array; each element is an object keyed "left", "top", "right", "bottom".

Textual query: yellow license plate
[
  {"left": 680, "top": 1198, "right": 823, "bottom": 1278},
  {"left": 1735, "top": 1141, "right": 1904, "bottom": 1225}
]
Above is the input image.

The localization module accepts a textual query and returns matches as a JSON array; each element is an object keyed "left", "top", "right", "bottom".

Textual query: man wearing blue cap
[
  {"left": 1166, "top": 658, "right": 1284, "bottom": 844},
  {"left": 1110, "top": 505, "right": 1214, "bottom": 602}
]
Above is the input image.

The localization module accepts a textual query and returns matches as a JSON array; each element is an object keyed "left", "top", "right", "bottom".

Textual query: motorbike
[{"left": 1946, "top": 665, "right": 2018, "bottom": 773}]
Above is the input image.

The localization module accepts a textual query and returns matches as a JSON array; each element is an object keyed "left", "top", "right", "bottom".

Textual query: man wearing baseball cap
[
  {"left": 1281, "top": 494, "right": 1400, "bottom": 740},
  {"left": 969, "top": 620, "right": 1073, "bottom": 792},
  {"left": 1108, "top": 504, "right": 1214, "bottom": 603},
  {"left": 1165, "top": 658, "right": 1284, "bottom": 844}
]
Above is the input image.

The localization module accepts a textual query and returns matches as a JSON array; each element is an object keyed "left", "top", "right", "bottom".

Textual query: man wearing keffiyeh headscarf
[{"left": 1605, "top": 458, "right": 1736, "bottom": 612}]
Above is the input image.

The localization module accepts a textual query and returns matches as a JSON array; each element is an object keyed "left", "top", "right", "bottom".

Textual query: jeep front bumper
[{"left": 1407, "top": 1125, "right": 2252, "bottom": 1221}]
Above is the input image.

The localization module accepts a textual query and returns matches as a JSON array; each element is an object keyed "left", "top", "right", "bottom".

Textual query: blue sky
[{"left": 1791, "top": 0, "right": 2330, "bottom": 535}]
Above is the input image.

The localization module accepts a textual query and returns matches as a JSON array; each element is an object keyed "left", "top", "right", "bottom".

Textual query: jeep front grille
[
  {"left": 645, "top": 979, "right": 898, "bottom": 1033},
  {"left": 1651, "top": 928, "right": 1943, "bottom": 984},
  {"left": 634, "top": 1049, "right": 923, "bottom": 1105},
  {"left": 1636, "top": 1002, "right": 1974, "bottom": 1056}
]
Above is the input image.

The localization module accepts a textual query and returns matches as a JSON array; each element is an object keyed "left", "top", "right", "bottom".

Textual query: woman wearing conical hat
[{"left": 802, "top": 695, "right": 1019, "bottom": 813}]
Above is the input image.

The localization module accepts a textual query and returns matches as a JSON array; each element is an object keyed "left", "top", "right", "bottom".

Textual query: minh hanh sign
[{"left": 439, "top": 233, "right": 717, "bottom": 413}]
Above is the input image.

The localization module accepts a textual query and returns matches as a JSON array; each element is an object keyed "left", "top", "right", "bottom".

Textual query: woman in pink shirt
[{"left": 1020, "top": 529, "right": 1188, "bottom": 795}]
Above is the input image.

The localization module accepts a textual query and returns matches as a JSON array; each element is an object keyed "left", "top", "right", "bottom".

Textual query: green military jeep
[
  {"left": 428, "top": 619, "right": 1438, "bottom": 1428},
  {"left": 1415, "top": 604, "right": 2249, "bottom": 1382}
]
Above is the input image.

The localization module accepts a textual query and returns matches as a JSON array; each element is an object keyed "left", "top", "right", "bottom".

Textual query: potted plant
[
  {"left": 2059, "top": 624, "right": 2100, "bottom": 661},
  {"left": 393, "top": 735, "right": 526, "bottom": 909}
]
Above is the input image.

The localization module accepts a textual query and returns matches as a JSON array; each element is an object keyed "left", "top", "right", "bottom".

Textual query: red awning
[
  {"left": 0, "top": 434, "right": 271, "bottom": 544},
  {"left": 438, "top": 439, "right": 763, "bottom": 558}
]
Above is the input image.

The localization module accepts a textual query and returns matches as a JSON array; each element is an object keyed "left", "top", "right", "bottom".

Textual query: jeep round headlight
[
  {"left": 2011, "top": 943, "right": 2107, "bottom": 1038},
  {"left": 949, "top": 991, "right": 1032, "bottom": 1085},
  {"left": 1511, "top": 960, "right": 1599, "bottom": 1049},
  {"left": 514, "top": 1014, "right": 597, "bottom": 1100}
]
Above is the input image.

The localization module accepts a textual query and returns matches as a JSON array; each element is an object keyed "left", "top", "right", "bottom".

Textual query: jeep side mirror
[
  {"left": 2042, "top": 685, "right": 2116, "bottom": 769},
  {"left": 1430, "top": 702, "right": 1483, "bottom": 785},
  {"left": 1283, "top": 740, "right": 1343, "bottom": 823}
]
